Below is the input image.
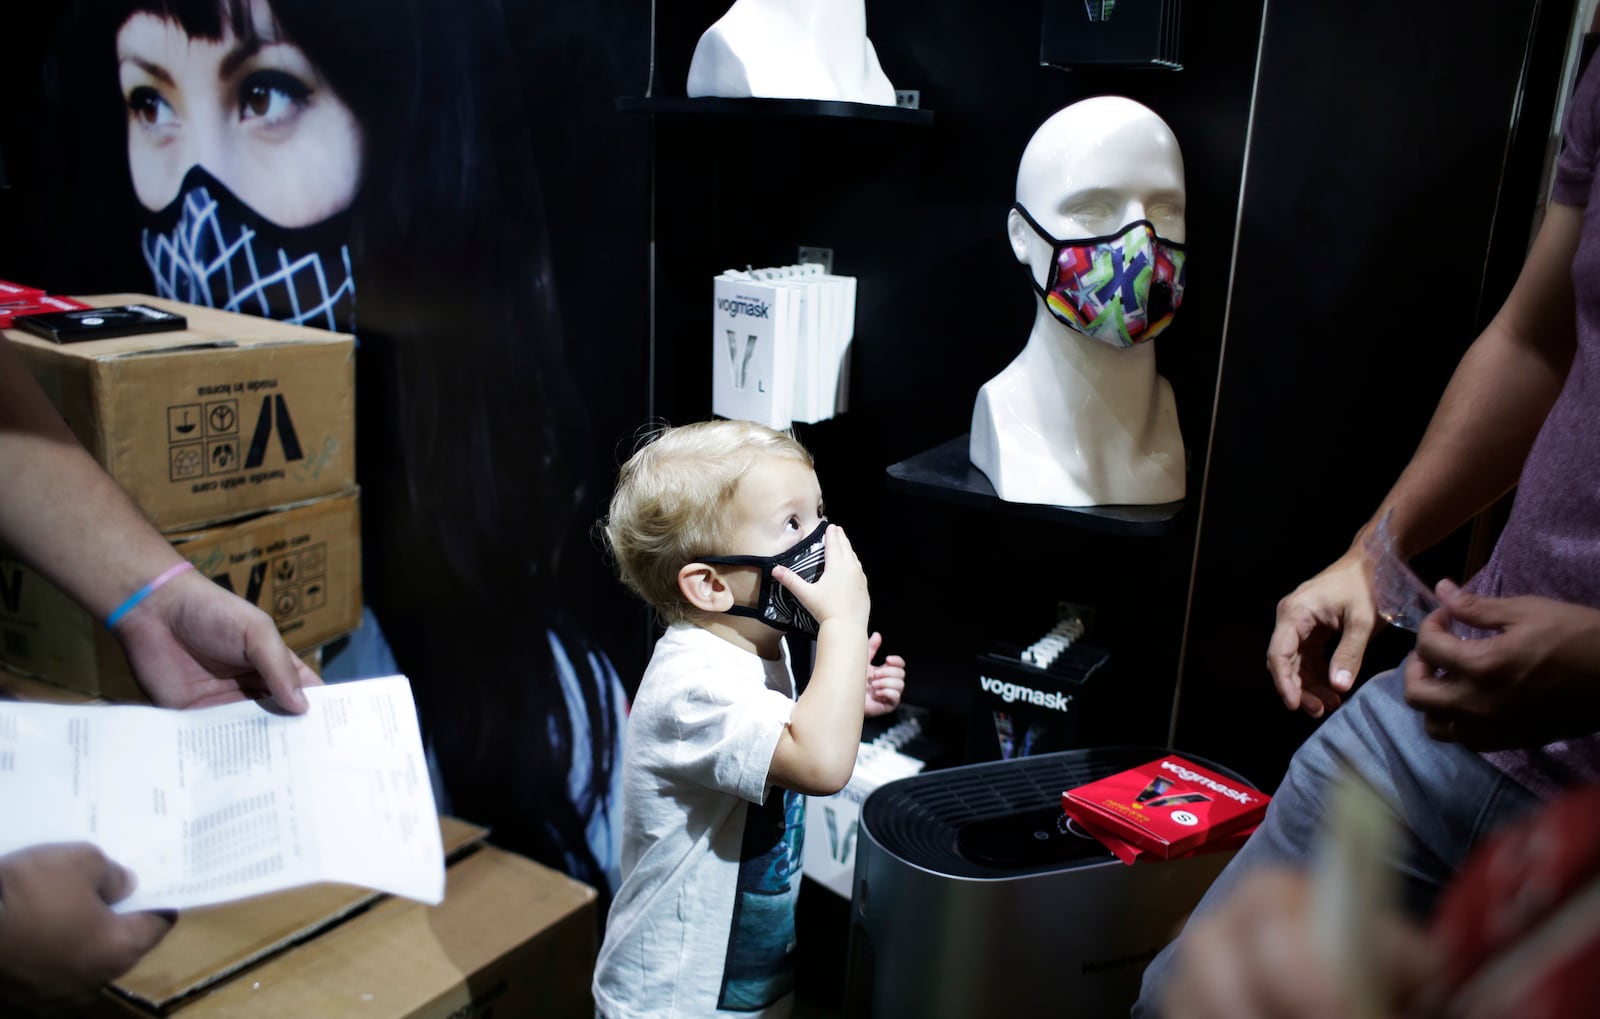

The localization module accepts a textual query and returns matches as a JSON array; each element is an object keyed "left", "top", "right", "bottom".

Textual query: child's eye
[{"left": 785, "top": 515, "right": 801, "bottom": 532}]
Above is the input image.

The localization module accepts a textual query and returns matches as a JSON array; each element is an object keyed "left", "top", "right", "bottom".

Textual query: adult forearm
[
  {"left": 1360, "top": 203, "right": 1582, "bottom": 560},
  {"left": 0, "top": 338, "right": 182, "bottom": 620},
  {"left": 1367, "top": 327, "right": 1563, "bottom": 557}
]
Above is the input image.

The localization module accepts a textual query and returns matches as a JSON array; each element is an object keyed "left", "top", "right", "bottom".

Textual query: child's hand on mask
[{"left": 772, "top": 524, "right": 870, "bottom": 634}]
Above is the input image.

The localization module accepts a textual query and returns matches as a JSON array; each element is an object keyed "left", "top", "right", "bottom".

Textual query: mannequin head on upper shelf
[
  {"left": 969, "top": 96, "right": 1189, "bottom": 508},
  {"left": 686, "top": 0, "right": 897, "bottom": 107}
]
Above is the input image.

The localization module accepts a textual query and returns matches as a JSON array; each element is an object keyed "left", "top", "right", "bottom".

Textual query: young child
[{"left": 593, "top": 419, "right": 907, "bottom": 1019}]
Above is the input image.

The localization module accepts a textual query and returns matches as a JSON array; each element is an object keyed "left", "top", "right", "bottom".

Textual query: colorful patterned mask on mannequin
[{"left": 1013, "top": 203, "right": 1186, "bottom": 348}]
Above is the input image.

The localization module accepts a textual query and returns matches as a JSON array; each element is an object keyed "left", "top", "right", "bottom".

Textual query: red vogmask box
[
  {"left": 1070, "top": 810, "right": 1259, "bottom": 866},
  {"left": 1062, "top": 754, "right": 1270, "bottom": 860},
  {"left": 0, "top": 280, "right": 46, "bottom": 302},
  {"left": 0, "top": 294, "right": 91, "bottom": 329}
]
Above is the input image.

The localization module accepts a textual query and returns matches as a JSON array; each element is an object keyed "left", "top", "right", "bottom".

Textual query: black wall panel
[{"left": 1172, "top": 0, "right": 1573, "bottom": 788}]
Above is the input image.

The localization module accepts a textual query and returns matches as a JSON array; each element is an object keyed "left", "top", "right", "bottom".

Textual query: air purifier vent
[{"left": 861, "top": 745, "right": 1235, "bottom": 878}]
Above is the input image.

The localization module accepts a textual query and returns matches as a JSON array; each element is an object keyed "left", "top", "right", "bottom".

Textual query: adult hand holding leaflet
[
  {"left": 1364, "top": 509, "right": 1479, "bottom": 639},
  {"left": 0, "top": 675, "right": 443, "bottom": 912}
]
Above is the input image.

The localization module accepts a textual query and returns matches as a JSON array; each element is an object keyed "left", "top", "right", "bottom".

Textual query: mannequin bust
[
  {"left": 970, "top": 96, "right": 1188, "bottom": 507},
  {"left": 686, "top": 0, "right": 896, "bottom": 106}
]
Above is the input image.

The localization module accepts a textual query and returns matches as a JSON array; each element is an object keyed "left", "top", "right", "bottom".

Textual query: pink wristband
[{"left": 105, "top": 561, "right": 195, "bottom": 629}]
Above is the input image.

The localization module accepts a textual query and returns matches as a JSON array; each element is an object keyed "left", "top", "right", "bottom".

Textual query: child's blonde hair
[{"left": 603, "top": 419, "right": 814, "bottom": 625}]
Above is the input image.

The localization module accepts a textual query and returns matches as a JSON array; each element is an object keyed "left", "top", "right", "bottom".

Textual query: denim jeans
[{"left": 1131, "top": 665, "right": 1542, "bottom": 1017}]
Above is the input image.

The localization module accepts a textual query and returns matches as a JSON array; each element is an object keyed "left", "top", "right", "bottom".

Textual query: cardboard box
[
  {"left": 0, "top": 490, "right": 361, "bottom": 700},
  {"left": 0, "top": 649, "right": 322, "bottom": 706},
  {"left": 0, "top": 662, "right": 101, "bottom": 704},
  {"left": 3, "top": 293, "right": 355, "bottom": 532},
  {"left": 78, "top": 817, "right": 599, "bottom": 1019}
]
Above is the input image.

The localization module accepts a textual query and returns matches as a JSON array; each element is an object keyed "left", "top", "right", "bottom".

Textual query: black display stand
[{"left": 885, "top": 435, "right": 1184, "bottom": 536}]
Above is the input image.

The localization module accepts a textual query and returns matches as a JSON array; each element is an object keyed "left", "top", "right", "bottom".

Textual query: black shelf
[
  {"left": 616, "top": 95, "right": 934, "bottom": 125},
  {"left": 884, "top": 435, "right": 1184, "bottom": 536}
]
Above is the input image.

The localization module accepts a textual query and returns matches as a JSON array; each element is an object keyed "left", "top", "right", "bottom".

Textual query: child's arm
[{"left": 766, "top": 524, "right": 870, "bottom": 795}]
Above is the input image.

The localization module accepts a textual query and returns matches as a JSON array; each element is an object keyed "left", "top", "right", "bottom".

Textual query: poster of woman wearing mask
[
  {"left": 5, "top": 0, "right": 639, "bottom": 902},
  {"left": 118, "top": 0, "right": 360, "bottom": 331}
]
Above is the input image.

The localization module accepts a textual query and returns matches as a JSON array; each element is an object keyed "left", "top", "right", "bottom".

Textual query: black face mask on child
[{"left": 700, "top": 521, "right": 829, "bottom": 638}]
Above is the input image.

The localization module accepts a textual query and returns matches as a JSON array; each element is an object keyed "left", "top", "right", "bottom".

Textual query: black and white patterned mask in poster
[{"left": 141, "top": 166, "right": 355, "bottom": 333}]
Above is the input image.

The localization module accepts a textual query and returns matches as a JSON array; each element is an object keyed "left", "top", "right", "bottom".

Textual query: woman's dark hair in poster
[{"left": 34, "top": 0, "right": 625, "bottom": 898}]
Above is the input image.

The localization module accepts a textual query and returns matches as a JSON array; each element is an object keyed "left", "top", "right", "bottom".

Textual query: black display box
[
  {"left": 971, "top": 642, "right": 1110, "bottom": 761},
  {"left": 1040, "top": 0, "right": 1183, "bottom": 72}
]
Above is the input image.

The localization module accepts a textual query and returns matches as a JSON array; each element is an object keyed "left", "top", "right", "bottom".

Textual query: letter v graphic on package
[
  {"left": 712, "top": 271, "right": 792, "bottom": 428},
  {"left": 710, "top": 263, "right": 857, "bottom": 428}
]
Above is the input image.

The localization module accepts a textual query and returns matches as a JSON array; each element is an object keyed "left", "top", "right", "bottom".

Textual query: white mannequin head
[
  {"left": 967, "top": 96, "right": 1188, "bottom": 508},
  {"left": 687, "top": 0, "right": 896, "bottom": 106},
  {"left": 1009, "top": 96, "right": 1186, "bottom": 348}
]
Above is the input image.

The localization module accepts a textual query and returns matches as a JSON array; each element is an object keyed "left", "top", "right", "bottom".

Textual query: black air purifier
[{"left": 846, "top": 747, "right": 1256, "bottom": 1018}]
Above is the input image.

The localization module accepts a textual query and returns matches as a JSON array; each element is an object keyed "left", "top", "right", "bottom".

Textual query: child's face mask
[{"left": 700, "top": 520, "right": 829, "bottom": 638}]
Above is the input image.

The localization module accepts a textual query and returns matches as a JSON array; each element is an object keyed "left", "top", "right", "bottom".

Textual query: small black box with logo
[
  {"left": 971, "top": 631, "right": 1109, "bottom": 761},
  {"left": 13, "top": 303, "right": 186, "bottom": 343}
]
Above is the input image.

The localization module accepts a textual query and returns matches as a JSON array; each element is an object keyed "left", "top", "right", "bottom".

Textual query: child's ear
[{"left": 678, "top": 562, "right": 734, "bottom": 613}]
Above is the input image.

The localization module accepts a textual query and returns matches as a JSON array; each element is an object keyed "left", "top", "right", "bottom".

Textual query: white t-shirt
[{"left": 593, "top": 623, "right": 802, "bottom": 1018}]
